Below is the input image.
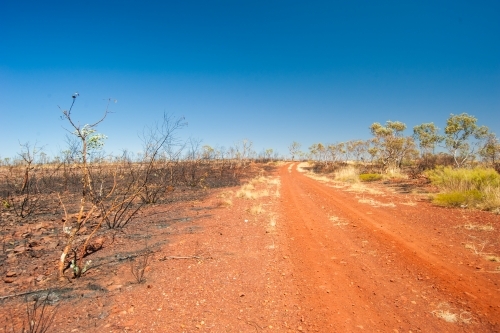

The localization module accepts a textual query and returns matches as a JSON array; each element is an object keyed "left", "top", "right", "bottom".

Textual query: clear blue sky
[{"left": 1, "top": 0, "right": 499, "bottom": 159}]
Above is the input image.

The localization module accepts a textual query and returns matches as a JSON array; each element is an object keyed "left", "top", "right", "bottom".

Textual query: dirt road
[
  {"left": 278, "top": 163, "right": 500, "bottom": 332},
  {"left": 2, "top": 162, "right": 499, "bottom": 332}
]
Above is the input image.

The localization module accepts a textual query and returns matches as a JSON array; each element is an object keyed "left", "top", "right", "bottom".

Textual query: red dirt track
[
  {"left": 279, "top": 163, "right": 500, "bottom": 332},
  {"left": 1, "top": 162, "right": 499, "bottom": 332}
]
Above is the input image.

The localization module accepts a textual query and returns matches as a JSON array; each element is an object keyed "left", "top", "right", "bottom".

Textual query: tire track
[{"left": 279, "top": 163, "right": 499, "bottom": 332}]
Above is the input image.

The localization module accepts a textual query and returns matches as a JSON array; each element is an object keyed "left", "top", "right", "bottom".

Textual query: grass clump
[
  {"left": 425, "top": 167, "right": 500, "bottom": 210},
  {"left": 433, "top": 190, "right": 483, "bottom": 207},
  {"left": 385, "top": 167, "right": 408, "bottom": 180},
  {"left": 249, "top": 204, "right": 264, "bottom": 215},
  {"left": 359, "top": 173, "right": 383, "bottom": 182},
  {"left": 334, "top": 166, "right": 359, "bottom": 183}
]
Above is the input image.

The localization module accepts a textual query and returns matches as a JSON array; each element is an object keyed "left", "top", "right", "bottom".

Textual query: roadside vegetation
[
  {"left": 295, "top": 113, "right": 500, "bottom": 212},
  {"left": 0, "top": 95, "right": 279, "bottom": 282}
]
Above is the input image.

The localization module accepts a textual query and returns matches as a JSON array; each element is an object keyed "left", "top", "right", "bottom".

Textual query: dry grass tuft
[
  {"left": 431, "top": 303, "right": 473, "bottom": 324},
  {"left": 464, "top": 241, "right": 487, "bottom": 255},
  {"left": 334, "top": 165, "right": 359, "bottom": 183},
  {"left": 267, "top": 177, "right": 281, "bottom": 186},
  {"left": 251, "top": 176, "right": 267, "bottom": 185},
  {"left": 485, "top": 255, "right": 500, "bottom": 262},
  {"left": 461, "top": 223, "right": 494, "bottom": 231},
  {"left": 269, "top": 215, "right": 277, "bottom": 228},
  {"left": 242, "top": 183, "right": 255, "bottom": 191},
  {"left": 236, "top": 189, "right": 257, "bottom": 199},
  {"left": 401, "top": 200, "right": 417, "bottom": 206},
  {"left": 346, "top": 183, "right": 383, "bottom": 195},
  {"left": 358, "top": 198, "right": 396, "bottom": 208},
  {"left": 249, "top": 204, "right": 264, "bottom": 215},
  {"left": 385, "top": 167, "right": 408, "bottom": 180},
  {"left": 329, "top": 215, "right": 349, "bottom": 226}
]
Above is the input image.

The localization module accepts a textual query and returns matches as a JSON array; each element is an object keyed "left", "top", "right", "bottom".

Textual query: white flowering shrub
[{"left": 77, "top": 124, "right": 107, "bottom": 151}]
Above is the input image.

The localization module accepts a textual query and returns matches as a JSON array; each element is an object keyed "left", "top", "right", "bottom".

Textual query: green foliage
[
  {"left": 433, "top": 190, "right": 483, "bottom": 207},
  {"left": 425, "top": 167, "right": 500, "bottom": 190},
  {"left": 369, "top": 120, "right": 417, "bottom": 169},
  {"left": 413, "top": 122, "right": 442, "bottom": 154},
  {"left": 443, "top": 113, "right": 489, "bottom": 167},
  {"left": 426, "top": 167, "right": 500, "bottom": 210},
  {"left": 359, "top": 173, "right": 383, "bottom": 182}
]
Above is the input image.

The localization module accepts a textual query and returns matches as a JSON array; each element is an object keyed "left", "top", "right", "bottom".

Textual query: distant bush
[
  {"left": 425, "top": 167, "right": 500, "bottom": 210},
  {"left": 359, "top": 173, "right": 382, "bottom": 182}
]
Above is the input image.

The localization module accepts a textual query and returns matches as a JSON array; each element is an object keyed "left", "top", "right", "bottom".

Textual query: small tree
[
  {"left": 57, "top": 93, "right": 112, "bottom": 279},
  {"left": 413, "top": 122, "right": 443, "bottom": 169},
  {"left": 5, "top": 142, "right": 43, "bottom": 219},
  {"left": 413, "top": 122, "right": 442, "bottom": 155},
  {"left": 288, "top": 141, "right": 301, "bottom": 161},
  {"left": 443, "top": 113, "right": 489, "bottom": 167},
  {"left": 264, "top": 148, "right": 274, "bottom": 161},
  {"left": 309, "top": 143, "right": 326, "bottom": 162},
  {"left": 347, "top": 140, "right": 369, "bottom": 163},
  {"left": 369, "top": 121, "right": 416, "bottom": 169},
  {"left": 479, "top": 133, "right": 500, "bottom": 166},
  {"left": 326, "top": 143, "right": 345, "bottom": 164}
]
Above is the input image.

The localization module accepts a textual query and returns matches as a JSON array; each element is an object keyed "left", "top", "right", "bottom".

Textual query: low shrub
[
  {"left": 359, "top": 173, "right": 382, "bottom": 182},
  {"left": 425, "top": 167, "right": 500, "bottom": 190},
  {"left": 425, "top": 167, "right": 500, "bottom": 210},
  {"left": 433, "top": 190, "right": 483, "bottom": 207}
]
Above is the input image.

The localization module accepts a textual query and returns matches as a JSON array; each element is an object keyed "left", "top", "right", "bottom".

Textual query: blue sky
[{"left": 1, "top": 0, "right": 499, "bottom": 159}]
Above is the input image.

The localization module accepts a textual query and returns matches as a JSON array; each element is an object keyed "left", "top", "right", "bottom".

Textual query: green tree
[
  {"left": 443, "top": 113, "right": 489, "bottom": 167},
  {"left": 369, "top": 121, "right": 416, "bottom": 169},
  {"left": 413, "top": 122, "right": 443, "bottom": 155},
  {"left": 479, "top": 133, "right": 500, "bottom": 166}
]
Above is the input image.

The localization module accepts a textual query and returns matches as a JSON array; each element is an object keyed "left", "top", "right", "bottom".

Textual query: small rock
[
  {"left": 6, "top": 271, "right": 17, "bottom": 277},
  {"left": 3, "top": 277, "right": 16, "bottom": 283}
]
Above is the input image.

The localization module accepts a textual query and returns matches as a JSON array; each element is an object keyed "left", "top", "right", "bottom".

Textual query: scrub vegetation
[{"left": 300, "top": 113, "right": 500, "bottom": 211}]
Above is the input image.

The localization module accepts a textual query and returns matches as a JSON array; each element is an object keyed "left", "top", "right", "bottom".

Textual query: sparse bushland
[
  {"left": 0, "top": 94, "right": 270, "bottom": 284},
  {"left": 299, "top": 112, "right": 500, "bottom": 212},
  {"left": 425, "top": 167, "right": 500, "bottom": 210}
]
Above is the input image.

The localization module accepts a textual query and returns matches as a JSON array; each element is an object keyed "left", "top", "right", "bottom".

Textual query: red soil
[{"left": 1, "top": 163, "right": 499, "bottom": 332}]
